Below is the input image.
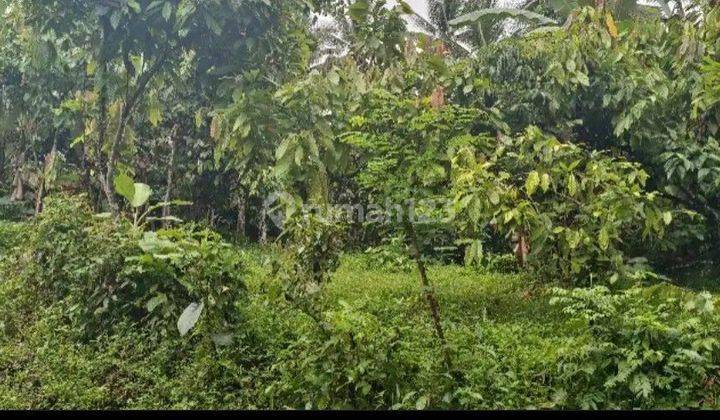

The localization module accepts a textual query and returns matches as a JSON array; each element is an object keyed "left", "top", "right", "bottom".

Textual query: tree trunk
[
  {"left": 34, "top": 180, "right": 44, "bottom": 215},
  {"left": 96, "top": 17, "right": 112, "bottom": 212},
  {"left": 101, "top": 49, "right": 170, "bottom": 216},
  {"left": 259, "top": 199, "right": 268, "bottom": 245},
  {"left": 403, "top": 217, "right": 452, "bottom": 370},
  {"left": 10, "top": 150, "right": 25, "bottom": 202},
  {"left": 78, "top": 64, "right": 98, "bottom": 210},
  {"left": 0, "top": 136, "right": 5, "bottom": 181},
  {"left": 80, "top": 142, "right": 97, "bottom": 209},
  {"left": 235, "top": 192, "right": 246, "bottom": 239},
  {"left": 103, "top": 112, "right": 124, "bottom": 215},
  {"left": 35, "top": 136, "right": 58, "bottom": 215},
  {"left": 162, "top": 124, "right": 179, "bottom": 227}
]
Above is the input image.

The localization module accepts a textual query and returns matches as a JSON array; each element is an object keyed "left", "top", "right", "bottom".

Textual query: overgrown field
[
  {"left": 1, "top": 205, "right": 720, "bottom": 409},
  {"left": 3, "top": 0, "right": 720, "bottom": 411}
]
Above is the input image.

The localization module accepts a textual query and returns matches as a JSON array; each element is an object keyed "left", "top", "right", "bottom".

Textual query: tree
[
  {"left": 311, "top": 0, "right": 410, "bottom": 69},
  {"left": 408, "top": 0, "right": 558, "bottom": 55},
  {"left": 22, "top": 0, "right": 314, "bottom": 216}
]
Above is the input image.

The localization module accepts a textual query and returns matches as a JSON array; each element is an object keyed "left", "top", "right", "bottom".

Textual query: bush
[
  {"left": 124, "top": 226, "right": 246, "bottom": 339},
  {"left": 265, "top": 300, "right": 418, "bottom": 409},
  {"left": 452, "top": 126, "right": 672, "bottom": 285},
  {"left": 550, "top": 286, "right": 720, "bottom": 408},
  {"left": 272, "top": 204, "right": 348, "bottom": 316},
  {"left": 0, "top": 197, "right": 29, "bottom": 221},
  {"left": 3, "top": 195, "right": 245, "bottom": 340},
  {"left": 363, "top": 234, "right": 414, "bottom": 273}
]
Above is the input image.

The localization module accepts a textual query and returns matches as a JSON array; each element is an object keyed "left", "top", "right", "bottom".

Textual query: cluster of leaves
[
  {"left": 272, "top": 203, "right": 349, "bottom": 317},
  {"left": 452, "top": 5, "right": 720, "bottom": 270},
  {"left": 4, "top": 195, "right": 245, "bottom": 340},
  {"left": 452, "top": 126, "right": 673, "bottom": 284},
  {"left": 363, "top": 235, "right": 414, "bottom": 273},
  {"left": 551, "top": 286, "right": 720, "bottom": 408},
  {"left": 268, "top": 300, "right": 414, "bottom": 409}
]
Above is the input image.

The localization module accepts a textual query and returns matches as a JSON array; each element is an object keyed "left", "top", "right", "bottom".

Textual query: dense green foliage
[
  {"left": 3, "top": 0, "right": 720, "bottom": 411},
  {"left": 2, "top": 205, "right": 720, "bottom": 408},
  {"left": 1, "top": 196, "right": 244, "bottom": 340},
  {"left": 452, "top": 126, "right": 671, "bottom": 284}
]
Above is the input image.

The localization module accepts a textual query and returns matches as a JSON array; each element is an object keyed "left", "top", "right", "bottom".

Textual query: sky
[{"left": 404, "top": 0, "right": 429, "bottom": 18}]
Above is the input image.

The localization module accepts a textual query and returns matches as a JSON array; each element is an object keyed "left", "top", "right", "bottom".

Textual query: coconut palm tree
[
  {"left": 407, "top": 0, "right": 558, "bottom": 56},
  {"left": 408, "top": 0, "right": 697, "bottom": 57},
  {"left": 310, "top": 0, "right": 409, "bottom": 69}
]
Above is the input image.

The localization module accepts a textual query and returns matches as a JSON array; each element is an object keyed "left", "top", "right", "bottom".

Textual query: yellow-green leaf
[
  {"left": 605, "top": 12, "right": 618, "bottom": 39},
  {"left": 130, "top": 183, "right": 152, "bottom": 208},
  {"left": 210, "top": 115, "right": 221, "bottom": 139},
  {"left": 662, "top": 211, "right": 673, "bottom": 225},
  {"left": 526, "top": 171, "right": 540, "bottom": 196},
  {"left": 148, "top": 102, "right": 162, "bottom": 127},
  {"left": 541, "top": 173, "right": 551, "bottom": 192},
  {"left": 114, "top": 173, "right": 135, "bottom": 202},
  {"left": 567, "top": 174, "right": 578, "bottom": 197},
  {"left": 598, "top": 228, "right": 610, "bottom": 251}
]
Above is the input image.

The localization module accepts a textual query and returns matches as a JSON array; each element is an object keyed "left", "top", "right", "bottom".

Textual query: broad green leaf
[
  {"left": 114, "top": 173, "right": 135, "bottom": 202},
  {"left": 662, "top": 211, "right": 672, "bottom": 225},
  {"left": 397, "top": 0, "right": 413, "bottom": 14},
  {"left": 148, "top": 99, "right": 162, "bottom": 127},
  {"left": 128, "top": 0, "right": 141, "bottom": 13},
  {"left": 146, "top": 293, "right": 167, "bottom": 312},
  {"left": 210, "top": 115, "right": 222, "bottom": 139},
  {"left": 449, "top": 8, "right": 556, "bottom": 27},
  {"left": 541, "top": 173, "right": 551, "bottom": 192},
  {"left": 605, "top": 12, "right": 618, "bottom": 39},
  {"left": 211, "top": 333, "right": 234, "bottom": 346},
  {"left": 349, "top": 1, "right": 370, "bottom": 21},
  {"left": 177, "top": 302, "right": 204, "bottom": 336},
  {"left": 575, "top": 72, "right": 590, "bottom": 86},
  {"left": 526, "top": 171, "right": 540, "bottom": 196},
  {"left": 162, "top": 2, "right": 172, "bottom": 20},
  {"left": 130, "top": 183, "right": 152, "bottom": 208},
  {"left": 598, "top": 228, "right": 610, "bottom": 251},
  {"left": 205, "top": 14, "right": 223, "bottom": 36},
  {"left": 567, "top": 174, "right": 578, "bottom": 197}
]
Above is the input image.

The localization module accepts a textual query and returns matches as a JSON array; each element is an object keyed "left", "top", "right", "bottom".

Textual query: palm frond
[{"left": 449, "top": 8, "right": 557, "bottom": 28}]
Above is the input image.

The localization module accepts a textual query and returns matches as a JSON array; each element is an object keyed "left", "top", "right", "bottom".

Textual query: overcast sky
[{"left": 404, "top": 0, "right": 429, "bottom": 18}]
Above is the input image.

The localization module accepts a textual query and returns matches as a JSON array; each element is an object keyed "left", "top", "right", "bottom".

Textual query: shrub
[
  {"left": 550, "top": 286, "right": 720, "bottom": 408},
  {"left": 363, "top": 234, "right": 414, "bottom": 273},
  {"left": 124, "top": 226, "right": 246, "bottom": 340},
  {"left": 5, "top": 194, "right": 245, "bottom": 339},
  {"left": 266, "top": 300, "right": 416, "bottom": 409},
  {"left": 452, "top": 126, "right": 672, "bottom": 285},
  {"left": 272, "top": 204, "right": 348, "bottom": 316}
]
